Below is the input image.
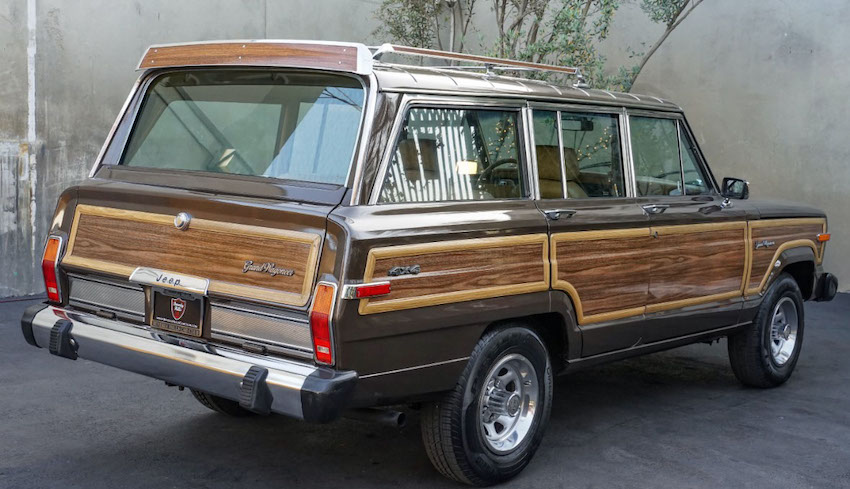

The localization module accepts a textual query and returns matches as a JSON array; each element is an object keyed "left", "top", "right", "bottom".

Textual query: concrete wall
[
  {"left": 1, "top": 0, "right": 847, "bottom": 296},
  {"left": 603, "top": 0, "right": 849, "bottom": 290},
  {"left": 0, "top": 0, "right": 382, "bottom": 297}
]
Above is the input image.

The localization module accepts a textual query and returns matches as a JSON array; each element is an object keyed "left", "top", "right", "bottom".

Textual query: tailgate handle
[{"left": 543, "top": 209, "right": 577, "bottom": 220}]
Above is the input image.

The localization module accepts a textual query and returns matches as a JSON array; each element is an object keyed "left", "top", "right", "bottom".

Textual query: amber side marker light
[
  {"left": 309, "top": 282, "right": 338, "bottom": 366},
  {"left": 42, "top": 236, "right": 64, "bottom": 303},
  {"left": 818, "top": 233, "right": 831, "bottom": 242}
]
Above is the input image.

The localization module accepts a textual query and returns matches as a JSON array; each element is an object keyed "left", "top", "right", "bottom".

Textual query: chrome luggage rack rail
[{"left": 370, "top": 43, "right": 586, "bottom": 84}]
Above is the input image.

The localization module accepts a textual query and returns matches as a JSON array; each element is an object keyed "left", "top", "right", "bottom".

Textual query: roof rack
[{"left": 371, "top": 43, "right": 585, "bottom": 82}]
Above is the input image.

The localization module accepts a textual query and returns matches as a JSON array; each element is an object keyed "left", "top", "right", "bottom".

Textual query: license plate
[{"left": 152, "top": 290, "right": 203, "bottom": 337}]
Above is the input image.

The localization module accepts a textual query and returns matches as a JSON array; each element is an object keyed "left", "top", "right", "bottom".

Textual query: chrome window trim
[
  {"left": 677, "top": 117, "right": 720, "bottom": 194},
  {"left": 620, "top": 107, "right": 637, "bottom": 199},
  {"left": 367, "top": 94, "right": 531, "bottom": 205},
  {"left": 522, "top": 106, "right": 540, "bottom": 200},
  {"left": 525, "top": 106, "right": 567, "bottom": 200},
  {"left": 347, "top": 72, "right": 380, "bottom": 204},
  {"left": 88, "top": 78, "right": 143, "bottom": 178}
]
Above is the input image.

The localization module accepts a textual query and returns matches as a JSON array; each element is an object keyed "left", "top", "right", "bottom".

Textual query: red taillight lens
[
  {"left": 309, "top": 283, "right": 337, "bottom": 365},
  {"left": 42, "top": 236, "right": 63, "bottom": 303},
  {"left": 354, "top": 281, "right": 391, "bottom": 298}
]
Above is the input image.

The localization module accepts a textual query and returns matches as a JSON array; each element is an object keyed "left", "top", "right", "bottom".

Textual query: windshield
[{"left": 121, "top": 70, "right": 365, "bottom": 185}]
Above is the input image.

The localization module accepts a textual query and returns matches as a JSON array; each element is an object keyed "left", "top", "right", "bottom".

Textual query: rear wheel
[
  {"left": 420, "top": 325, "right": 553, "bottom": 486},
  {"left": 190, "top": 389, "right": 255, "bottom": 417},
  {"left": 728, "top": 273, "right": 805, "bottom": 387}
]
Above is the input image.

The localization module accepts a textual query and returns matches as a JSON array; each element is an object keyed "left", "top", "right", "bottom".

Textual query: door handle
[
  {"left": 641, "top": 204, "right": 669, "bottom": 215},
  {"left": 543, "top": 209, "right": 577, "bottom": 220}
]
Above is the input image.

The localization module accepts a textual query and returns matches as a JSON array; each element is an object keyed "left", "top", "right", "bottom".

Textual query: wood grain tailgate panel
[{"left": 62, "top": 205, "right": 321, "bottom": 306}]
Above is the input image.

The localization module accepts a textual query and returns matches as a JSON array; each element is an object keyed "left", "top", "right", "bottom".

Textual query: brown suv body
[{"left": 21, "top": 41, "right": 837, "bottom": 481}]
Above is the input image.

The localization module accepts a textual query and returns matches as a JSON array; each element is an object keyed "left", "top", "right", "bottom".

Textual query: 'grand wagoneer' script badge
[{"left": 242, "top": 260, "right": 295, "bottom": 277}]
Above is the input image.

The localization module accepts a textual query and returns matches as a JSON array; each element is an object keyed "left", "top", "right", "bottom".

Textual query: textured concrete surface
[{"left": 1, "top": 294, "right": 849, "bottom": 488}]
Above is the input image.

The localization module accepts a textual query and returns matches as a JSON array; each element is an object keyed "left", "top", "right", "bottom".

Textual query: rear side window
[
  {"left": 560, "top": 112, "right": 624, "bottom": 198},
  {"left": 378, "top": 107, "right": 525, "bottom": 203},
  {"left": 532, "top": 109, "right": 625, "bottom": 199},
  {"left": 122, "top": 70, "right": 365, "bottom": 185}
]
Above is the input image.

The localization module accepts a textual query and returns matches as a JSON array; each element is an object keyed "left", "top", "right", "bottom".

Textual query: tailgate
[
  {"left": 56, "top": 180, "right": 340, "bottom": 359},
  {"left": 63, "top": 203, "right": 321, "bottom": 307}
]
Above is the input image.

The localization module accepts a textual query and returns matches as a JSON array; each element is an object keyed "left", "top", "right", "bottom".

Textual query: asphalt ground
[{"left": 1, "top": 295, "right": 849, "bottom": 488}]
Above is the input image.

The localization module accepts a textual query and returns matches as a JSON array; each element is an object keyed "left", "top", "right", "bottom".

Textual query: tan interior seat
[
  {"left": 535, "top": 145, "right": 565, "bottom": 199},
  {"left": 563, "top": 148, "right": 588, "bottom": 198},
  {"left": 397, "top": 139, "right": 439, "bottom": 182},
  {"left": 535, "top": 146, "right": 588, "bottom": 199}
]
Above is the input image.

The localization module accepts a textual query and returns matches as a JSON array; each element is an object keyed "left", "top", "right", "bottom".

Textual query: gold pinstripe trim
[{"left": 744, "top": 218, "right": 827, "bottom": 297}]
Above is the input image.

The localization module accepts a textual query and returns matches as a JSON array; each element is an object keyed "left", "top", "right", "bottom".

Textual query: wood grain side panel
[
  {"left": 552, "top": 229, "right": 651, "bottom": 323},
  {"left": 747, "top": 219, "right": 826, "bottom": 293},
  {"left": 139, "top": 42, "right": 358, "bottom": 71},
  {"left": 647, "top": 225, "right": 746, "bottom": 308},
  {"left": 63, "top": 205, "right": 320, "bottom": 306},
  {"left": 359, "top": 235, "right": 549, "bottom": 315}
]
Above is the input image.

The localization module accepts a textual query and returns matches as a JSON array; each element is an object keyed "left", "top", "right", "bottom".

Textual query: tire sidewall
[
  {"left": 458, "top": 327, "right": 553, "bottom": 481},
  {"left": 759, "top": 276, "right": 805, "bottom": 379}
]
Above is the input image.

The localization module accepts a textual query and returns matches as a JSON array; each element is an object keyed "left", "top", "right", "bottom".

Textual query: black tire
[
  {"left": 420, "top": 325, "right": 553, "bottom": 486},
  {"left": 728, "top": 273, "right": 805, "bottom": 388},
  {"left": 190, "top": 389, "right": 255, "bottom": 417}
]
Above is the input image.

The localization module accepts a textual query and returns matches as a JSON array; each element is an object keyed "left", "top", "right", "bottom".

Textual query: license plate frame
[{"left": 151, "top": 289, "right": 204, "bottom": 338}]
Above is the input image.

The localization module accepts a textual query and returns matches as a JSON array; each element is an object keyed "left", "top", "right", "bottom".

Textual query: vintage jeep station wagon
[{"left": 21, "top": 40, "right": 838, "bottom": 485}]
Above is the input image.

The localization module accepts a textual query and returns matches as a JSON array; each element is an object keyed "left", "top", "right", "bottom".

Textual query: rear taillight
[
  {"left": 42, "top": 236, "right": 64, "bottom": 303},
  {"left": 309, "top": 282, "right": 338, "bottom": 366}
]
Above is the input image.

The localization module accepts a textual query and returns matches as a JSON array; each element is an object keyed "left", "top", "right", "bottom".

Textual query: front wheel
[
  {"left": 420, "top": 325, "right": 553, "bottom": 486},
  {"left": 728, "top": 273, "right": 805, "bottom": 388}
]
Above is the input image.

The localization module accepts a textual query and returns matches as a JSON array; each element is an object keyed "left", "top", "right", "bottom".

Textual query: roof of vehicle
[
  {"left": 371, "top": 62, "right": 681, "bottom": 112},
  {"left": 137, "top": 40, "right": 681, "bottom": 112}
]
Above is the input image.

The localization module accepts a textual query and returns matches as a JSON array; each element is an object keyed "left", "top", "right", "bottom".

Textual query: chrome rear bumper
[{"left": 21, "top": 303, "right": 356, "bottom": 422}]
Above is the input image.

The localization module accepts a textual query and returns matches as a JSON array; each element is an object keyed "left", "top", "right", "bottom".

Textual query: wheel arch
[
  {"left": 773, "top": 246, "right": 817, "bottom": 300},
  {"left": 479, "top": 291, "right": 581, "bottom": 373}
]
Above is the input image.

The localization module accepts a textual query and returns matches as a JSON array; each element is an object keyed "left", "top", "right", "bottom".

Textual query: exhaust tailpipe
[{"left": 344, "top": 408, "right": 406, "bottom": 428}]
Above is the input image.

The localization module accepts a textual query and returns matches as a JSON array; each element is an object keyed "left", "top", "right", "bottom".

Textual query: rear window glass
[{"left": 121, "top": 70, "right": 365, "bottom": 185}]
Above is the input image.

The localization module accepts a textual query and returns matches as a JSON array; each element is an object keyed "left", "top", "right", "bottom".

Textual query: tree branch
[{"left": 633, "top": 0, "right": 703, "bottom": 81}]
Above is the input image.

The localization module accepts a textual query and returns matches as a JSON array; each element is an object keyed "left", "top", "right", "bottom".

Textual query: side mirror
[{"left": 722, "top": 177, "right": 749, "bottom": 200}]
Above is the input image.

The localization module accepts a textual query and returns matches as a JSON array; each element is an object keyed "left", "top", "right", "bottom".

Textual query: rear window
[{"left": 121, "top": 70, "right": 365, "bottom": 185}]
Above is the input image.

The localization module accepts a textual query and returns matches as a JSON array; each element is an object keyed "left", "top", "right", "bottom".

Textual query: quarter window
[{"left": 378, "top": 107, "right": 524, "bottom": 203}]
